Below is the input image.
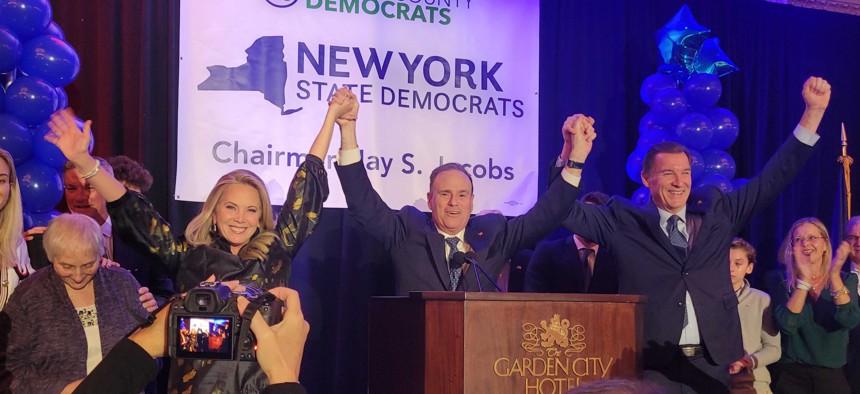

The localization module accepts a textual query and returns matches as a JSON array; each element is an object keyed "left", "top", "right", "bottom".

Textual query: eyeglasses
[
  {"left": 847, "top": 235, "right": 860, "bottom": 243},
  {"left": 791, "top": 235, "right": 826, "bottom": 245}
]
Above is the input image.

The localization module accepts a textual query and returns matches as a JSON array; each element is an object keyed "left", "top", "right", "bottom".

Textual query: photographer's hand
[
  {"left": 128, "top": 301, "right": 171, "bottom": 358},
  {"left": 238, "top": 287, "right": 309, "bottom": 384}
]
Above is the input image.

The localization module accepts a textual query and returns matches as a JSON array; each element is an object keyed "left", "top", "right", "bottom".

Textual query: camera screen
[{"left": 174, "top": 315, "right": 234, "bottom": 360}]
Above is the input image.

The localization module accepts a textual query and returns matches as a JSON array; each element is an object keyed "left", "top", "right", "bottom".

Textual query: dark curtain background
[{"left": 50, "top": 0, "right": 860, "bottom": 392}]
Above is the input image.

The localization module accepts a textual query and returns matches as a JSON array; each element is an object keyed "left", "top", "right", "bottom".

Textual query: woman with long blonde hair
[
  {"left": 769, "top": 217, "right": 860, "bottom": 393},
  {"left": 0, "top": 148, "right": 34, "bottom": 310},
  {"left": 46, "top": 87, "right": 358, "bottom": 393}
]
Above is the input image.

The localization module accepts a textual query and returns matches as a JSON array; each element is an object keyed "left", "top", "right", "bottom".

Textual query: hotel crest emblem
[{"left": 522, "top": 314, "right": 586, "bottom": 357}]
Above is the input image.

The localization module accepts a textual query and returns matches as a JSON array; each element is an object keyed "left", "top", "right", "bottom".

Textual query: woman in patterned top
[
  {"left": 45, "top": 88, "right": 358, "bottom": 393},
  {"left": 4, "top": 213, "right": 148, "bottom": 393}
]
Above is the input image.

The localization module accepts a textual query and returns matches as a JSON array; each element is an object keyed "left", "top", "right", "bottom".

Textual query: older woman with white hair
[{"left": 4, "top": 213, "right": 148, "bottom": 394}]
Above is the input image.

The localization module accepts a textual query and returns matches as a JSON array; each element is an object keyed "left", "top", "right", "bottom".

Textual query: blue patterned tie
[
  {"left": 445, "top": 237, "right": 462, "bottom": 291},
  {"left": 666, "top": 215, "right": 688, "bottom": 259},
  {"left": 579, "top": 248, "right": 594, "bottom": 292},
  {"left": 667, "top": 215, "right": 689, "bottom": 327}
]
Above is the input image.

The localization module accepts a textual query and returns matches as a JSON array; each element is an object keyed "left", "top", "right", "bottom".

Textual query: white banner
[{"left": 177, "top": 0, "right": 539, "bottom": 215}]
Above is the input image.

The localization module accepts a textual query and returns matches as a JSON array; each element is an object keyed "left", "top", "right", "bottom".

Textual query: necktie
[
  {"left": 667, "top": 215, "right": 689, "bottom": 328},
  {"left": 666, "top": 215, "right": 688, "bottom": 259},
  {"left": 579, "top": 248, "right": 594, "bottom": 292},
  {"left": 445, "top": 237, "right": 461, "bottom": 291}
]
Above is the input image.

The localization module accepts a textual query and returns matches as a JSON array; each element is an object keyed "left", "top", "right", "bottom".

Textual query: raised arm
[
  {"left": 798, "top": 76, "right": 830, "bottom": 133},
  {"left": 45, "top": 109, "right": 127, "bottom": 202},
  {"left": 276, "top": 89, "right": 356, "bottom": 253}
]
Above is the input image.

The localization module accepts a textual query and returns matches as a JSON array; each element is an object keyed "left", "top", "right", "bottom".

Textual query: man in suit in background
[
  {"left": 333, "top": 94, "right": 596, "bottom": 294},
  {"left": 524, "top": 191, "right": 618, "bottom": 294},
  {"left": 559, "top": 76, "right": 831, "bottom": 393}
]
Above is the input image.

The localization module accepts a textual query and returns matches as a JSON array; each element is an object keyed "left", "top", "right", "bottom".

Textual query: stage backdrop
[{"left": 177, "top": 0, "right": 540, "bottom": 215}]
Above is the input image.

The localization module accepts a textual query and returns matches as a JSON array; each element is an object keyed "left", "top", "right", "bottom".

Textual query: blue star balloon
[
  {"left": 655, "top": 5, "right": 710, "bottom": 71},
  {"left": 693, "top": 38, "right": 739, "bottom": 77}
]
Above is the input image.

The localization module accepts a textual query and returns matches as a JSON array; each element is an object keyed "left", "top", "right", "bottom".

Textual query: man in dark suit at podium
[
  {"left": 558, "top": 76, "right": 831, "bottom": 393},
  {"left": 333, "top": 95, "right": 596, "bottom": 295},
  {"left": 524, "top": 191, "right": 618, "bottom": 294}
]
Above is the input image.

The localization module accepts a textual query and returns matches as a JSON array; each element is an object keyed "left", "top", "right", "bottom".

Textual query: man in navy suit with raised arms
[
  {"left": 332, "top": 89, "right": 596, "bottom": 295},
  {"left": 557, "top": 76, "right": 831, "bottom": 393}
]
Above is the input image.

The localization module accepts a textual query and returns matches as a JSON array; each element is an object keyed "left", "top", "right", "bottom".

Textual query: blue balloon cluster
[
  {"left": 629, "top": 5, "right": 743, "bottom": 201},
  {"left": 654, "top": 4, "right": 738, "bottom": 81},
  {"left": 0, "top": 0, "right": 85, "bottom": 228}
]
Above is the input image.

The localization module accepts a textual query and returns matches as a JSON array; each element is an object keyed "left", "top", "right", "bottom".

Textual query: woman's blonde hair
[
  {"left": 0, "top": 149, "right": 23, "bottom": 270},
  {"left": 780, "top": 217, "right": 832, "bottom": 291},
  {"left": 184, "top": 169, "right": 276, "bottom": 261},
  {"left": 43, "top": 213, "right": 105, "bottom": 263}
]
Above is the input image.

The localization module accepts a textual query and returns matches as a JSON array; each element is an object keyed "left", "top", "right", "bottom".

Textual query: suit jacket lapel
[
  {"left": 426, "top": 222, "right": 451, "bottom": 291},
  {"left": 686, "top": 212, "right": 702, "bottom": 251},
  {"left": 464, "top": 221, "right": 491, "bottom": 263},
  {"left": 641, "top": 202, "right": 685, "bottom": 265}
]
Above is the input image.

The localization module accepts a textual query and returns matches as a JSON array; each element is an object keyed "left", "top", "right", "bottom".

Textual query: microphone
[
  {"left": 451, "top": 252, "right": 470, "bottom": 291},
  {"left": 463, "top": 251, "right": 503, "bottom": 292}
]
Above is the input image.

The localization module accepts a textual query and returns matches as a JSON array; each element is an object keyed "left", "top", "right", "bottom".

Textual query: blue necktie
[
  {"left": 445, "top": 237, "right": 462, "bottom": 291},
  {"left": 666, "top": 215, "right": 688, "bottom": 259},
  {"left": 667, "top": 215, "right": 689, "bottom": 328}
]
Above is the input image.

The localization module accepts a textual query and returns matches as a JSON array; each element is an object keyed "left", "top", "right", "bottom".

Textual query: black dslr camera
[{"left": 167, "top": 282, "right": 283, "bottom": 361}]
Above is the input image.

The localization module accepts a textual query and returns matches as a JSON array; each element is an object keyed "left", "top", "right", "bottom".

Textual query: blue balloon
[
  {"left": 626, "top": 149, "right": 647, "bottom": 184},
  {"left": 28, "top": 208, "right": 59, "bottom": 226},
  {"left": 19, "top": 35, "right": 80, "bottom": 87},
  {"left": 0, "top": 28, "right": 22, "bottom": 73},
  {"left": 701, "top": 149, "right": 736, "bottom": 179},
  {"left": 696, "top": 173, "right": 733, "bottom": 193},
  {"left": 31, "top": 121, "right": 65, "bottom": 169},
  {"left": 43, "top": 21, "right": 64, "bottom": 39},
  {"left": 688, "top": 149, "right": 705, "bottom": 182},
  {"left": 4, "top": 76, "right": 57, "bottom": 125},
  {"left": 0, "top": 113, "right": 33, "bottom": 164},
  {"left": 0, "top": 85, "right": 5, "bottom": 113},
  {"left": 55, "top": 86, "right": 67, "bottom": 109},
  {"left": 693, "top": 38, "right": 739, "bottom": 77},
  {"left": 640, "top": 73, "right": 677, "bottom": 105},
  {"left": 683, "top": 73, "right": 722, "bottom": 110},
  {"left": 674, "top": 112, "right": 713, "bottom": 150},
  {"left": 650, "top": 88, "right": 688, "bottom": 126},
  {"left": 638, "top": 127, "right": 674, "bottom": 151},
  {"left": 16, "top": 158, "right": 62, "bottom": 213},
  {"left": 0, "top": 0, "right": 52, "bottom": 39},
  {"left": 658, "top": 63, "right": 689, "bottom": 83},
  {"left": 705, "top": 108, "right": 739, "bottom": 149},
  {"left": 21, "top": 211, "right": 33, "bottom": 230},
  {"left": 731, "top": 177, "right": 750, "bottom": 190},
  {"left": 631, "top": 185, "right": 651, "bottom": 206},
  {"left": 655, "top": 5, "right": 710, "bottom": 69}
]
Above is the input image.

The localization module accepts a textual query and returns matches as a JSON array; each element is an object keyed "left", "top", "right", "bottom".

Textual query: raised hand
[
  {"left": 831, "top": 241, "right": 852, "bottom": 273},
  {"left": 563, "top": 114, "right": 596, "bottom": 163},
  {"left": 802, "top": 76, "right": 831, "bottom": 111},
  {"left": 329, "top": 87, "right": 358, "bottom": 122},
  {"left": 45, "top": 108, "right": 93, "bottom": 166}
]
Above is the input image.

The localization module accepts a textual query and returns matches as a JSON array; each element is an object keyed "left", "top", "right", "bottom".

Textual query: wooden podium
[{"left": 369, "top": 292, "right": 645, "bottom": 394}]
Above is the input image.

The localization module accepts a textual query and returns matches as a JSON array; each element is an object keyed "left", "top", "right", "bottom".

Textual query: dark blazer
[
  {"left": 336, "top": 160, "right": 581, "bottom": 295},
  {"left": 524, "top": 236, "right": 618, "bottom": 294},
  {"left": 561, "top": 134, "right": 814, "bottom": 367},
  {"left": 113, "top": 232, "right": 176, "bottom": 306}
]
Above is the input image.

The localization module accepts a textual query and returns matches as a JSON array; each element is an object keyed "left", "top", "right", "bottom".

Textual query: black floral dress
[{"left": 107, "top": 156, "right": 328, "bottom": 393}]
